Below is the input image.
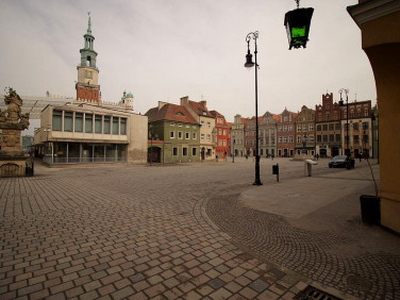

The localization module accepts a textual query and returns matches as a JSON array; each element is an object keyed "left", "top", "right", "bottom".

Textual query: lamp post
[
  {"left": 339, "top": 88, "right": 349, "bottom": 158},
  {"left": 245, "top": 31, "right": 262, "bottom": 186},
  {"left": 148, "top": 124, "right": 158, "bottom": 166},
  {"left": 232, "top": 136, "right": 235, "bottom": 163},
  {"left": 149, "top": 124, "right": 153, "bottom": 166}
]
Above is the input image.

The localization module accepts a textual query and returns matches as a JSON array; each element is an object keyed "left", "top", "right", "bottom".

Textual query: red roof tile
[
  {"left": 145, "top": 103, "right": 199, "bottom": 124},
  {"left": 188, "top": 100, "right": 213, "bottom": 118}
]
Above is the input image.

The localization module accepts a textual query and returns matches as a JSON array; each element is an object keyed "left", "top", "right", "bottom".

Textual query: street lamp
[
  {"left": 339, "top": 88, "right": 349, "bottom": 158},
  {"left": 232, "top": 136, "right": 235, "bottom": 163},
  {"left": 302, "top": 134, "right": 307, "bottom": 155},
  {"left": 148, "top": 124, "right": 158, "bottom": 166},
  {"left": 284, "top": 0, "right": 314, "bottom": 50},
  {"left": 245, "top": 31, "right": 262, "bottom": 186}
]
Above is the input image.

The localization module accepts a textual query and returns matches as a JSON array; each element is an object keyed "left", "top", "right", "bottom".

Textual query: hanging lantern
[{"left": 284, "top": 1, "right": 314, "bottom": 50}]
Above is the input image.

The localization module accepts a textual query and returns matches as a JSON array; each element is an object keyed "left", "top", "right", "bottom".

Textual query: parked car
[{"left": 328, "top": 155, "right": 355, "bottom": 169}]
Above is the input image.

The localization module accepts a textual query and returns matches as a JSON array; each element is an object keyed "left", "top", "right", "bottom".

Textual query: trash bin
[{"left": 360, "top": 195, "right": 380, "bottom": 225}]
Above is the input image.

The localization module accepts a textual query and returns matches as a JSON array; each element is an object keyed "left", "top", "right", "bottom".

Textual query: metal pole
[
  {"left": 232, "top": 138, "right": 235, "bottom": 163},
  {"left": 253, "top": 35, "right": 262, "bottom": 185},
  {"left": 346, "top": 93, "right": 349, "bottom": 158}
]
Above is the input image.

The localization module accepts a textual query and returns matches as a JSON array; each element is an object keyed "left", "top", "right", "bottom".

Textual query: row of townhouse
[
  {"left": 145, "top": 96, "right": 230, "bottom": 163},
  {"left": 230, "top": 93, "right": 376, "bottom": 159}
]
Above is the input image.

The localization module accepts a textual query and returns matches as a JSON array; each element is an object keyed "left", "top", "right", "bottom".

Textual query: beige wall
[
  {"left": 127, "top": 113, "right": 148, "bottom": 163},
  {"left": 350, "top": 3, "right": 400, "bottom": 232}
]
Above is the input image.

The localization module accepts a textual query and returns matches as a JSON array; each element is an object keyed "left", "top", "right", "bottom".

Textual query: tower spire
[{"left": 87, "top": 12, "right": 92, "bottom": 35}]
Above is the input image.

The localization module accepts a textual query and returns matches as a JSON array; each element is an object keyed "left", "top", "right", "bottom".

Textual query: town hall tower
[{"left": 76, "top": 13, "right": 100, "bottom": 102}]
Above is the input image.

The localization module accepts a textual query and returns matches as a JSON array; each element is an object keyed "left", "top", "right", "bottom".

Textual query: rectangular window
[
  {"left": 120, "top": 118, "right": 127, "bottom": 135},
  {"left": 336, "top": 134, "right": 341, "bottom": 142},
  {"left": 85, "top": 114, "right": 93, "bottom": 133},
  {"left": 335, "top": 123, "right": 341, "bottom": 130},
  {"left": 303, "top": 125, "right": 307, "bottom": 132},
  {"left": 104, "top": 116, "right": 111, "bottom": 134},
  {"left": 170, "top": 122, "right": 175, "bottom": 126},
  {"left": 75, "top": 113, "right": 83, "bottom": 132},
  {"left": 64, "top": 111, "right": 73, "bottom": 132},
  {"left": 173, "top": 147, "right": 178, "bottom": 156},
  {"left": 297, "top": 125, "right": 302, "bottom": 132},
  {"left": 363, "top": 135, "right": 369, "bottom": 143},
  {"left": 329, "top": 134, "right": 334, "bottom": 142},
  {"left": 170, "top": 131, "right": 175, "bottom": 139},
  {"left": 183, "top": 147, "right": 188, "bottom": 156},
  {"left": 317, "top": 135, "right": 322, "bottom": 142},
  {"left": 192, "top": 132, "right": 197, "bottom": 140},
  {"left": 185, "top": 132, "right": 190, "bottom": 139},
  {"left": 363, "top": 122, "right": 369, "bottom": 129},
  {"left": 178, "top": 131, "right": 183, "bottom": 139},
  {"left": 309, "top": 124, "right": 314, "bottom": 131},
  {"left": 329, "top": 124, "right": 334, "bottom": 131},
  {"left": 207, "top": 134, "right": 210, "bottom": 141},
  {"left": 178, "top": 123, "right": 182, "bottom": 127},
  {"left": 52, "top": 110, "right": 62, "bottom": 131},
  {"left": 297, "top": 136, "right": 302, "bottom": 143},
  {"left": 112, "top": 117, "right": 119, "bottom": 134},
  {"left": 353, "top": 123, "right": 359, "bottom": 131},
  {"left": 201, "top": 134, "right": 205, "bottom": 140},
  {"left": 316, "top": 125, "right": 321, "bottom": 131},
  {"left": 323, "top": 135, "right": 328, "bottom": 142},
  {"left": 192, "top": 147, "right": 197, "bottom": 156},
  {"left": 354, "top": 135, "right": 359, "bottom": 144},
  {"left": 289, "top": 136, "right": 293, "bottom": 143},
  {"left": 323, "top": 124, "right": 328, "bottom": 131},
  {"left": 207, "top": 122, "right": 211, "bottom": 128},
  {"left": 309, "top": 135, "right": 314, "bottom": 142},
  {"left": 95, "top": 115, "right": 102, "bottom": 133}
]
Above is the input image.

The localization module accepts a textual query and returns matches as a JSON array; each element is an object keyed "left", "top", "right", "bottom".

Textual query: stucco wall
[{"left": 127, "top": 114, "right": 148, "bottom": 163}]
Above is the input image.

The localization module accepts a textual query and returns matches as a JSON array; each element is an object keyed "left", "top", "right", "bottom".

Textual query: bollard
[{"left": 272, "top": 164, "right": 279, "bottom": 182}]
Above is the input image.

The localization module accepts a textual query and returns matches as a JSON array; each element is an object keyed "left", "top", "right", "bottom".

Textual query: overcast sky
[{"left": 0, "top": 0, "right": 376, "bottom": 122}]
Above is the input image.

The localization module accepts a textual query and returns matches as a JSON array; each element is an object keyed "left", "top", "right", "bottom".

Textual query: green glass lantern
[{"left": 284, "top": 5, "right": 314, "bottom": 50}]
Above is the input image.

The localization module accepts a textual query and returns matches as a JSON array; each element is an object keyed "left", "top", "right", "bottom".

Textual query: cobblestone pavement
[{"left": 0, "top": 158, "right": 398, "bottom": 299}]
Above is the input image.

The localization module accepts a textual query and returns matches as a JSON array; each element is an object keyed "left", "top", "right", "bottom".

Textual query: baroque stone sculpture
[{"left": 0, "top": 88, "right": 32, "bottom": 177}]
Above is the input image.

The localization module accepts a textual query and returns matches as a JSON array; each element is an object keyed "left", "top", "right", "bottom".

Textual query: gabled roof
[
  {"left": 188, "top": 100, "right": 213, "bottom": 118},
  {"left": 145, "top": 103, "right": 199, "bottom": 124}
]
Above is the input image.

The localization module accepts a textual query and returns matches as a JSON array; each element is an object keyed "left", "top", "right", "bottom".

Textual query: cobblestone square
[{"left": 1, "top": 158, "right": 399, "bottom": 299}]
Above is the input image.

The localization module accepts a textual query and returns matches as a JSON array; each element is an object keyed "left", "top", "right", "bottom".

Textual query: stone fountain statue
[{"left": 0, "top": 88, "right": 32, "bottom": 177}]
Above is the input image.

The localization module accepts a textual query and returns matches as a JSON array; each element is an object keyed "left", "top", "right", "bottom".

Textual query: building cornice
[{"left": 347, "top": 0, "right": 400, "bottom": 27}]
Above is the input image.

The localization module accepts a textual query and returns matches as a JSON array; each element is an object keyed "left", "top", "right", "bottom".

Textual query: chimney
[
  {"left": 158, "top": 101, "right": 168, "bottom": 110},
  {"left": 180, "top": 96, "right": 189, "bottom": 105}
]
